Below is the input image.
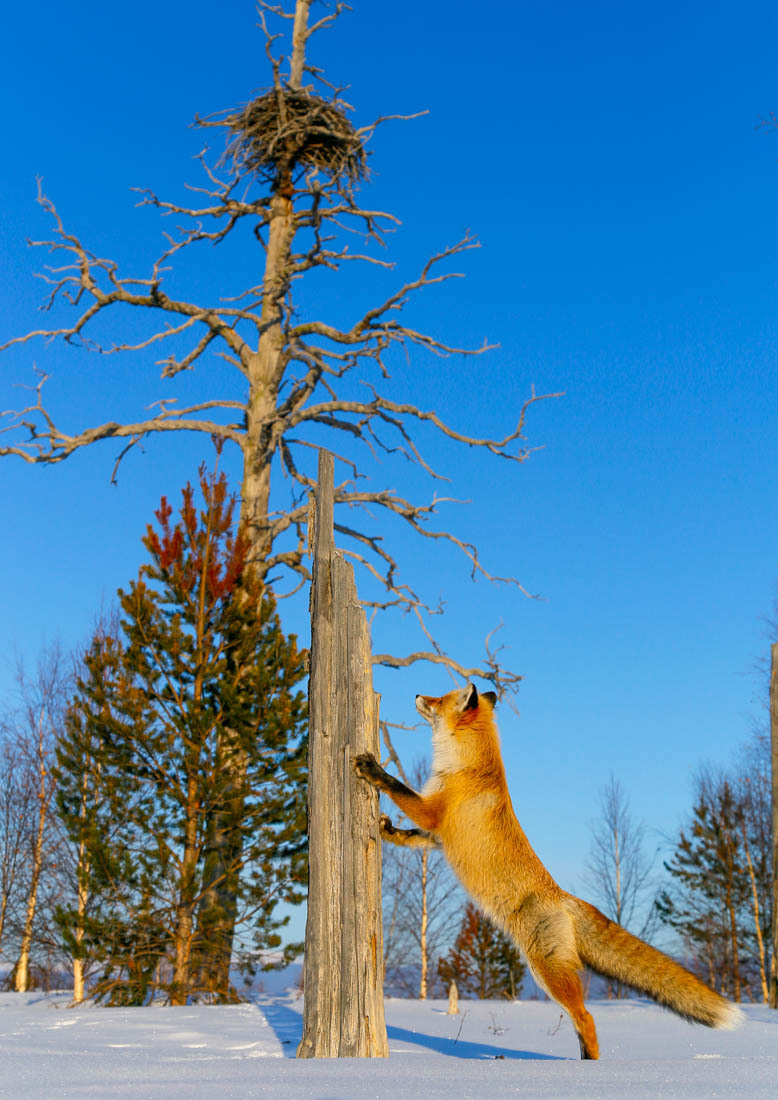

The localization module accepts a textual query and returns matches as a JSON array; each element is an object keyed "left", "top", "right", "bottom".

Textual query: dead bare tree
[
  {"left": 1, "top": 1, "right": 554, "bottom": 983},
  {"left": 1, "top": 0, "right": 551, "bottom": 682}
]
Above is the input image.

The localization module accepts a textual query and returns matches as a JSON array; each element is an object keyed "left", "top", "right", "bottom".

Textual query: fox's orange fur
[{"left": 354, "top": 684, "right": 742, "bottom": 1059}]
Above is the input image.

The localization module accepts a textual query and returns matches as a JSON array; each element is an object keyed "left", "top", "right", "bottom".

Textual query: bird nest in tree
[{"left": 225, "top": 89, "right": 367, "bottom": 186}]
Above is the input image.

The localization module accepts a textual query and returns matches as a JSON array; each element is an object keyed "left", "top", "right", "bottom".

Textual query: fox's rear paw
[{"left": 380, "top": 813, "right": 398, "bottom": 836}]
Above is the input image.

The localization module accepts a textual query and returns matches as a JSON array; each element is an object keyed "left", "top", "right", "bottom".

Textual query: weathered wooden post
[
  {"left": 297, "top": 450, "right": 389, "bottom": 1057},
  {"left": 770, "top": 643, "right": 778, "bottom": 1009}
]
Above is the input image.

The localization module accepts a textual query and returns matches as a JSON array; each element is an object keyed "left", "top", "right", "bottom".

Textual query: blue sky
[{"left": 2, "top": 1, "right": 778, "bottom": 943}]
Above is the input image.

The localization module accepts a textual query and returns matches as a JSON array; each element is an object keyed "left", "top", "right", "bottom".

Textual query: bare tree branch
[
  {"left": 0, "top": 2, "right": 559, "bottom": 697},
  {"left": 373, "top": 625, "right": 522, "bottom": 699}
]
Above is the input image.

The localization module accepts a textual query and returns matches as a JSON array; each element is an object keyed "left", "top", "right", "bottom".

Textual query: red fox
[{"left": 354, "top": 683, "right": 742, "bottom": 1059}]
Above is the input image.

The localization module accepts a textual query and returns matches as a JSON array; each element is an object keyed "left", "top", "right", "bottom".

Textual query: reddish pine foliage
[{"left": 143, "top": 467, "right": 250, "bottom": 605}]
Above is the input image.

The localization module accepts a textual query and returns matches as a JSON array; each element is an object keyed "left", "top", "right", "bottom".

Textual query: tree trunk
[
  {"left": 419, "top": 849, "right": 428, "bottom": 999},
  {"left": 297, "top": 450, "right": 388, "bottom": 1058},
  {"left": 611, "top": 824, "right": 625, "bottom": 999},
  {"left": 195, "top": 731, "right": 244, "bottom": 999},
  {"left": 15, "top": 728, "right": 48, "bottom": 993},
  {"left": 770, "top": 642, "right": 778, "bottom": 1008},
  {"left": 72, "top": 942, "right": 85, "bottom": 1004},
  {"left": 172, "top": 786, "right": 200, "bottom": 1005},
  {"left": 195, "top": 192, "right": 296, "bottom": 992},
  {"left": 14, "top": 870, "right": 39, "bottom": 992},
  {"left": 742, "top": 820, "right": 769, "bottom": 1003},
  {"left": 289, "top": 0, "right": 311, "bottom": 88},
  {"left": 72, "top": 769, "right": 91, "bottom": 1004},
  {"left": 722, "top": 837, "right": 741, "bottom": 1003},
  {"left": 14, "top": 827, "right": 42, "bottom": 994},
  {"left": 172, "top": 903, "right": 194, "bottom": 1004}
]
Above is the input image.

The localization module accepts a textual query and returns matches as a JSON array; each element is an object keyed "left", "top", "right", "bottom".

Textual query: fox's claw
[
  {"left": 353, "top": 752, "right": 387, "bottom": 788},
  {"left": 379, "top": 813, "right": 438, "bottom": 849}
]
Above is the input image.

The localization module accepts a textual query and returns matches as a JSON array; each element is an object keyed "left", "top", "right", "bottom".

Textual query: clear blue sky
[{"left": 2, "top": 1, "right": 778, "bottom": 944}]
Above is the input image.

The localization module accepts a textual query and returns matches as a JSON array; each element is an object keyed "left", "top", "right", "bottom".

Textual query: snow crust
[{"left": 1, "top": 991, "right": 775, "bottom": 1098}]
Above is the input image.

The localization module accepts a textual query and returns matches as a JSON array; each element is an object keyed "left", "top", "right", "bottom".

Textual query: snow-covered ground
[{"left": 1, "top": 991, "right": 775, "bottom": 1098}]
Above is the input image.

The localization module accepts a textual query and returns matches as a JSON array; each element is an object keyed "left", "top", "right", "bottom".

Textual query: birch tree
[
  {"left": 582, "top": 774, "right": 659, "bottom": 998},
  {"left": 1, "top": 0, "right": 552, "bottom": 970},
  {"left": 380, "top": 733, "right": 462, "bottom": 998},
  {"left": 735, "top": 731, "right": 772, "bottom": 1003},
  {"left": 0, "top": 740, "right": 33, "bottom": 962},
  {"left": 1, "top": 647, "right": 70, "bottom": 992}
]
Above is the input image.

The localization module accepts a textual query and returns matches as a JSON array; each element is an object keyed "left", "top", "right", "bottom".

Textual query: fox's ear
[
  {"left": 460, "top": 684, "right": 479, "bottom": 712},
  {"left": 481, "top": 691, "right": 497, "bottom": 709}
]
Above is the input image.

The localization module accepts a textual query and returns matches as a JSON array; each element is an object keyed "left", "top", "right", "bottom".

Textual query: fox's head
[
  {"left": 415, "top": 684, "right": 497, "bottom": 725},
  {"left": 415, "top": 684, "right": 500, "bottom": 774}
]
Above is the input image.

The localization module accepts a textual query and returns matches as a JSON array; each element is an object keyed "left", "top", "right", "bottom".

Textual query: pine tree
[
  {"left": 54, "top": 468, "right": 307, "bottom": 1004},
  {"left": 437, "top": 902, "right": 525, "bottom": 1000},
  {"left": 657, "top": 776, "right": 752, "bottom": 1001}
]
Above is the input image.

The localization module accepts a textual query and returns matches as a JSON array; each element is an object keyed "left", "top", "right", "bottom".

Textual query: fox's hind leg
[
  {"left": 531, "top": 961, "right": 599, "bottom": 1060},
  {"left": 520, "top": 902, "right": 599, "bottom": 1060}
]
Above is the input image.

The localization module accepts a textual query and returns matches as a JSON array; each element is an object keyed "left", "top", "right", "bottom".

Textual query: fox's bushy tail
[{"left": 568, "top": 896, "right": 743, "bottom": 1029}]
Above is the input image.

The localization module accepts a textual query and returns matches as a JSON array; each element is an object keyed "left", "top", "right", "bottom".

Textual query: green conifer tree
[
  {"left": 656, "top": 778, "right": 752, "bottom": 1001},
  {"left": 437, "top": 902, "right": 525, "bottom": 1000},
  {"left": 54, "top": 468, "right": 307, "bottom": 1004}
]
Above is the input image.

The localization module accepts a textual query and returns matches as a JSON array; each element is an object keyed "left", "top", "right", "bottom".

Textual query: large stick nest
[{"left": 225, "top": 88, "right": 367, "bottom": 186}]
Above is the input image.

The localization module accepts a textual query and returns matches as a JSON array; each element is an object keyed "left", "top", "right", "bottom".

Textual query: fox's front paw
[{"left": 354, "top": 752, "right": 387, "bottom": 789}]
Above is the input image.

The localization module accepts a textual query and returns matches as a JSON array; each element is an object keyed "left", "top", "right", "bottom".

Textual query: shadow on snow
[
  {"left": 386, "top": 1024, "right": 562, "bottom": 1061},
  {"left": 258, "top": 998, "right": 303, "bottom": 1055},
  {"left": 258, "top": 998, "right": 563, "bottom": 1062}
]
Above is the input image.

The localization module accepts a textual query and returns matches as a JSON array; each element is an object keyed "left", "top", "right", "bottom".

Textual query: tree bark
[
  {"left": 290, "top": 0, "right": 312, "bottom": 89},
  {"left": 0, "top": 891, "right": 8, "bottom": 950},
  {"left": 196, "top": 186, "right": 297, "bottom": 993},
  {"left": 171, "top": 779, "right": 200, "bottom": 1005},
  {"left": 14, "top": 715, "right": 49, "bottom": 993},
  {"left": 611, "top": 823, "right": 623, "bottom": 999},
  {"left": 195, "top": 730, "right": 244, "bottom": 999},
  {"left": 419, "top": 849, "right": 428, "bottom": 999},
  {"left": 741, "top": 820, "right": 769, "bottom": 1003},
  {"left": 721, "top": 830, "right": 741, "bottom": 1003},
  {"left": 297, "top": 450, "right": 388, "bottom": 1058},
  {"left": 72, "top": 766, "right": 92, "bottom": 1004}
]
